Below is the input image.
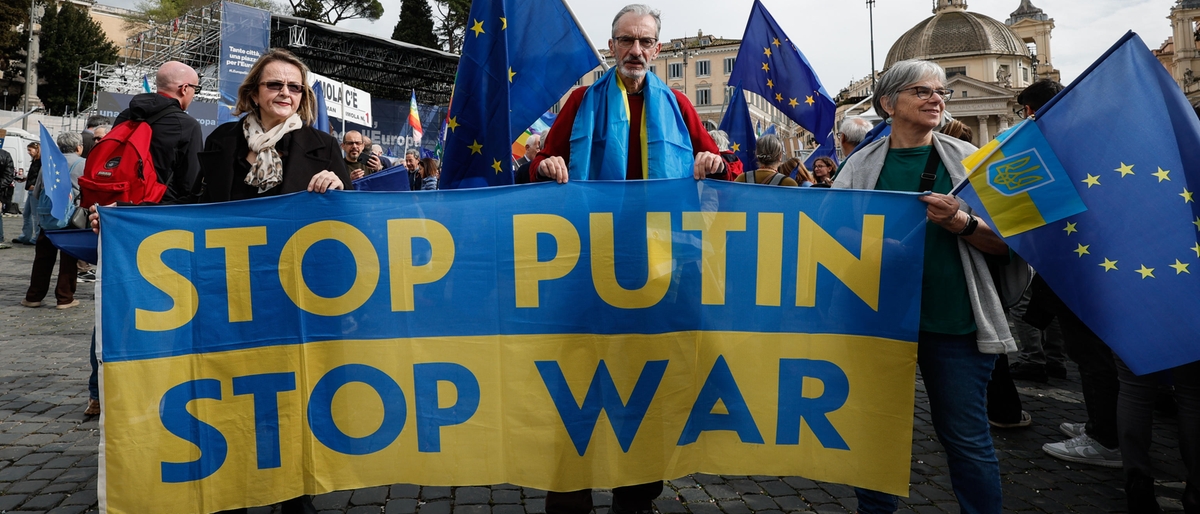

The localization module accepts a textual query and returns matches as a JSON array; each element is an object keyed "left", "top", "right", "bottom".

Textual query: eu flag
[
  {"left": 440, "top": 0, "right": 599, "bottom": 189},
  {"left": 312, "top": 81, "right": 330, "bottom": 133},
  {"left": 804, "top": 133, "right": 839, "bottom": 170},
  {"left": 39, "top": 123, "right": 72, "bottom": 221},
  {"left": 956, "top": 32, "right": 1200, "bottom": 374},
  {"left": 718, "top": 84, "right": 755, "bottom": 172},
  {"left": 727, "top": 0, "right": 836, "bottom": 146}
]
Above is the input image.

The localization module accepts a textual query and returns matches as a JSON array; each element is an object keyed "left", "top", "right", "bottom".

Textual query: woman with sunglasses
[
  {"left": 834, "top": 59, "right": 1014, "bottom": 514},
  {"left": 198, "top": 48, "right": 350, "bottom": 204}
]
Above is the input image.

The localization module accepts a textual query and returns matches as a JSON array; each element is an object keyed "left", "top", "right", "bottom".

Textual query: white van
[{"left": 4, "top": 128, "right": 41, "bottom": 207}]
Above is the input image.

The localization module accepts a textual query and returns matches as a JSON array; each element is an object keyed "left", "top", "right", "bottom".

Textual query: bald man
[{"left": 113, "top": 60, "right": 205, "bottom": 204}]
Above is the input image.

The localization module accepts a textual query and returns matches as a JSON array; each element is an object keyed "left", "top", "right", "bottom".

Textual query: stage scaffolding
[{"left": 78, "top": 3, "right": 459, "bottom": 114}]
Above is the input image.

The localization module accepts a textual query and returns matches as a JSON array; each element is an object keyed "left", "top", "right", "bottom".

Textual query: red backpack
[{"left": 80, "top": 106, "right": 179, "bottom": 207}]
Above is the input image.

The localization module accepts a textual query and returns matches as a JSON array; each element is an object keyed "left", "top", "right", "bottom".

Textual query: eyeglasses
[
  {"left": 898, "top": 86, "right": 953, "bottom": 100},
  {"left": 261, "top": 81, "right": 304, "bottom": 95},
  {"left": 343, "top": 140, "right": 364, "bottom": 146},
  {"left": 182, "top": 83, "right": 203, "bottom": 94},
  {"left": 613, "top": 36, "right": 658, "bottom": 49}
]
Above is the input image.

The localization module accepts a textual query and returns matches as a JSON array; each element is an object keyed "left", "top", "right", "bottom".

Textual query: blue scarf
[{"left": 568, "top": 68, "right": 694, "bottom": 180}]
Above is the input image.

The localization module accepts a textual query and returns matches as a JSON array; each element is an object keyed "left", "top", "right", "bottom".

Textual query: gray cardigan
[{"left": 833, "top": 132, "right": 1017, "bottom": 354}]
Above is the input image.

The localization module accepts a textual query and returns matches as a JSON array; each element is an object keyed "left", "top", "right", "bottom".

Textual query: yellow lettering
[
  {"left": 682, "top": 212, "right": 746, "bottom": 305},
  {"left": 756, "top": 213, "right": 784, "bottom": 306},
  {"left": 279, "top": 221, "right": 379, "bottom": 316},
  {"left": 590, "top": 212, "right": 673, "bottom": 309},
  {"left": 388, "top": 219, "right": 455, "bottom": 311},
  {"left": 796, "top": 213, "right": 884, "bottom": 310},
  {"left": 205, "top": 226, "right": 267, "bottom": 323},
  {"left": 135, "top": 230, "right": 198, "bottom": 331},
  {"left": 512, "top": 214, "right": 580, "bottom": 308}
]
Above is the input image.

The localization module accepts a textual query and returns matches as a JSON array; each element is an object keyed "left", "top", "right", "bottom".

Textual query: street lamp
[{"left": 867, "top": 0, "right": 877, "bottom": 93}]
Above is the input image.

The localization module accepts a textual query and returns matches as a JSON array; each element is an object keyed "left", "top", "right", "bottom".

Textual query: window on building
[
  {"left": 649, "top": 64, "right": 657, "bottom": 75},
  {"left": 724, "top": 57, "right": 736, "bottom": 74},
  {"left": 696, "top": 60, "right": 711, "bottom": 77},
  {"left": 574, "top": 77, "right": 582, "bottom": 86},
  {"left": 1023, "top": 67, "right": 1030, "bottom": 81},
  {"left": 669, "top": 63, "right": 684, "bottom": 79},
  {"left": 961, "top": 90, "right": 968, "bottom": 98},
  {"left": 593, "top": 70, "right": 603, "bottom": 82},
  {"left": 696, "top": 88, "right": 711, "bottom": 105},
  {"left": 551, "top": 102, "right": 561, "bottom": 114},
  {"left": 945, "top": 66, "right": 966, "bottom": 78}
]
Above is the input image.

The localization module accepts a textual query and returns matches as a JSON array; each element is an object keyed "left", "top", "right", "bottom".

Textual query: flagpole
[{"left": 559, "top": 0, "right": 610, "bottom": 70}]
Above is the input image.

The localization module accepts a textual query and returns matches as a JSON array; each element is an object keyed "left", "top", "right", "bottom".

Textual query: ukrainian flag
[{"left": 957, "top": 118, "right": 1086, "bottom": 237}]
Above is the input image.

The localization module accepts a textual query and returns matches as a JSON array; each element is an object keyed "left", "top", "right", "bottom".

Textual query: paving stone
[
  {"left": 525, "top": 498, "right": 545, "bottom": 514},
  {"left": 717, "top": 500, "right": 753, "bottom": 514},
  {"left": 773, "top": 496, "right": 811, "bottom": 512},
  {"left": 687, "top": 502, "right": 725, "bottom": 514},
  {"left": 422, "top": 486, "right": 452, "bottom": 500},
  {"left": 492, "top": 489, "right": 522, "bottom": 504},
  {"left": 692, "top": 474, "right": 725, "bottom": 486},
  {"left": 419, "top": 500, "right": 451, "bottom": 514},
  {"left": 702, "top": 484, "right": 739, "bottom": 501},
  {"left": 351, "top": 486, "right": 389, "bottom": 505},
  {"left": 522, "top": 488, "right": 547, "bottom": 499},
  {"left": 0, "top": 494, "right": 28, "bottom": 511},
  {"left": 456, "top": 487, "right": 492, "bottom": 505},
  {"left": 60, "top": 489, "right": 97, "bottom": 505},
  {"left": 348, "top": 506, "right": 382, "bottom": 514},
  {"left": 679, "top": 488, "right": 711, "bottom": 503},
  {"left": 21, "top": 492, "right": 67, "bottom": 510},
  {"left": 742, "top": 494, "right": 779, "bottom": 511},
  {"left": 46, "top": 504, "right": 91, "bottom": 514},
  {"left": 0, "top": 465, "right": 36, "bottom": 481},
  {"left": 390, "top": 484, "right": 420, "bottom": 498},
  {"left": 653, "top": 498, "right": 687, "bottom": 514},
  {"left": 454, "top": 505, "right": 490, "bottom": 514},
  {"left": 386, "top": 498, "right": 418, "bottom": 514},
  {"left": 313, "top": 491, "right": 354, "bottom": 510},
  {"left": 6, "top": 479, "right": 50, "bottom": 493},
  {"left": 492, "top": 505, "right": 525, "bottom": 514}
]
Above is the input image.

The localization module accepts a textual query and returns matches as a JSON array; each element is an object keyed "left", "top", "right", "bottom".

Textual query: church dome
[{"left": 884, "top": 6, "right": 1030, "bottom": 69}]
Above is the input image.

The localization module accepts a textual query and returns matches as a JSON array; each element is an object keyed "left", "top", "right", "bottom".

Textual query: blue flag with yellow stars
[
  {"left": 440, "top": 0, "right": 599, "bottom": 189},
  {"left": 718, "top": 84, "right": 756, "bottom": 173},
  {"left": 804, "top": 133, "right": 839, "bottom": 170},
  {"left": 727, "top": 0, "right": 836, "bottom": 146},
  {"left": 956, "top": 32, "right": 1200, "bottom": 374}
]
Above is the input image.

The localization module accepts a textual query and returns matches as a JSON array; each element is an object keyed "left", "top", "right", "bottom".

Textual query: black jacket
[
  {"left": 115, "top": 93, "right": 204, "bottom": 204},
  {"left": 198, "top": 119, "right": 352, "bottom": 203},
  {"left": 24, "top": 157, "right": 40, "bottom": 191},
  {"left": 0, "top": 149, "right": 13, "bottom": 188}
]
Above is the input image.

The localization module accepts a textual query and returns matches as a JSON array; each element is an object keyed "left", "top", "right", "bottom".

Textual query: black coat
[
  {"left": 198, "top": 119, "right": 352, "bottom": 203},
  {"left": 116, "top": 93, "right": 204, "bottom": 204}
]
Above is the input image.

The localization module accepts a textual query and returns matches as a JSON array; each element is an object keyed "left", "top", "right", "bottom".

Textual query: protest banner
[{"left": 97, "top": 179, "right": 927, "bottom": 512}]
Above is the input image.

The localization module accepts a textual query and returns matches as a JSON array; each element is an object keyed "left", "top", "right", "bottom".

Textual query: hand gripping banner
[{"left": 96, "top": 179, "right": 927, "bottom": 513}]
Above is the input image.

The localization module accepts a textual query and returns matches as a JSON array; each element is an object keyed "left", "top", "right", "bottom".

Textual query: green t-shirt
[{"left": 875, "top": 146, "right": 976, "bottom": 335}]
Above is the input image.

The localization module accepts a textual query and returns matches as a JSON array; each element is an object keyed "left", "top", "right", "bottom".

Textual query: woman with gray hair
[
  {"left": 733, "top": 134, "right": 797, "bottom": 186},
  {"left": 834, "top": 59, "right": 1013, "bottom": 514}
]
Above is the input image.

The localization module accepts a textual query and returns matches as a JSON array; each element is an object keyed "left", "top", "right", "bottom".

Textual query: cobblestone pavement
[{"left": 0, "top": 215, "right": 1190, "bottom": 513}]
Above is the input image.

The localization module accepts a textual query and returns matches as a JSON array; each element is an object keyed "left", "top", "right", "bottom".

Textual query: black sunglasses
[
  {"left": 182, "top": 83, "right": 203, "bottom": 93},
  {"left": 261, "top": 81, "right": 304, "bottom": 95}
]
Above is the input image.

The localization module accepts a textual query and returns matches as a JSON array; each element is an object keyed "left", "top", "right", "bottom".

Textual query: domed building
[{"left": 882, "top": 0, "right": 1060, "bottom": 145}]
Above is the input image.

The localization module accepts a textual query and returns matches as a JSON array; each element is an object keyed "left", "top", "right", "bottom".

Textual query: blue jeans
[
  {"left": 19, "top": 191, "right": 39, "bottom": 242},
  {"left": 856, "top": 332, "right": 1002, "bottom": 514},
  {"left": 89, "top": 329, "right": 99, "bottom": 401}
]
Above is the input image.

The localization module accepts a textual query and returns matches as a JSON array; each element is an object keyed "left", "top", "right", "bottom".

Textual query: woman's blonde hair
[{"left": 234, "top": 48, "right": 318, "bottom": 125}]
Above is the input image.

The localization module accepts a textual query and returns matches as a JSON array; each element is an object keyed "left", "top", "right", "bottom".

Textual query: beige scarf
[{"left": 243, "top": 113, "right": 303, "bottom": 193}]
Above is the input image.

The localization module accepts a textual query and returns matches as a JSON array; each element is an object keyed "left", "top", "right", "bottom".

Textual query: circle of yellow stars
[
  {"left": 759, "top": 35, "right": 818, "bottom": 113},
  {"left": 455, "top": 15, "right": 514, "bottom": 175},
  {"left": 1062, "top": 161, "right": 1196, "bottom": 279}
]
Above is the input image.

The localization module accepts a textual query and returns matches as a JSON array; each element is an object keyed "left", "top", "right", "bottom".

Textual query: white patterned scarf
[{"left": 243, "top": 113, "right": 303, "bottom": 193}]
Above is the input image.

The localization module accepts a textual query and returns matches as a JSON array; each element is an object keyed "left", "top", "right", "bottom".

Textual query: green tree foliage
[
  {"left": 284, "top": 0, "right": 383, "bottom": 25},
  {"left": 37, "top": 3, "right": 119, "bottom": 114},
  {"left": 128, "top": 0, "right": 281, "bottom": 33},
  {"left": 0, "top": 0, "right": 33, "bottom": 96},
  {"left": 391, "top": 0, "right": 436, "bottom": 49},
  {"left": 431, "top": 0, "right": 468, "bottom": 53}
]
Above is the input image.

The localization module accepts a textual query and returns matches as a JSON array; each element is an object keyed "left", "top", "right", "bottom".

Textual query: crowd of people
[{"left": 7, "top": 3, "right": 1197, "bottom": 514}]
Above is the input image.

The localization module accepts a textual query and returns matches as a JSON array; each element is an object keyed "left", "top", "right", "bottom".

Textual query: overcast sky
[{"left": 102, "top": 0, "right": 1178, "bottom": 88}]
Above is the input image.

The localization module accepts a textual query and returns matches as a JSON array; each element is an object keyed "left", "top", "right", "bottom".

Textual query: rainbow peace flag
[
  {"left": 408, "top": 89, "right": 422, "bottom": 143},
  {"left": 957, "top": 118, "right": 1086, "bottom": 237}
]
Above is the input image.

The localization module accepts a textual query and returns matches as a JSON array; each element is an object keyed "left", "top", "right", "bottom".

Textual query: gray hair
[
  {"left": 57, "top": 131, "right": 82, "bottom": 154},
  {"left": 371, "top": 144, "right": 384, "bottom": 154},
  {"left": 872, "top": 59, "right": 946, "bottom": 122},
  {"left": 839, "top": 117, "right": 873, "bottom": 145},
  {"left": 755, "top": 134, "right": 785, "bottom": 168},
  {"left": 611, "top": 4, "right": 661, "bottom": 39},
  {"left": 405, "top": 148, "right": 420, "bottom": 158},
  {"left": 708, "top": 129, "right": 729, "bottom": 152}
]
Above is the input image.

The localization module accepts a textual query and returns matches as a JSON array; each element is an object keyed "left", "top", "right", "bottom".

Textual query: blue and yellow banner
[
  {"left": 958, "top": 118, "right": 1086, "bottom": 237},
  {"left": 97, "top": 180, "right": 928, "bottom": 513}
]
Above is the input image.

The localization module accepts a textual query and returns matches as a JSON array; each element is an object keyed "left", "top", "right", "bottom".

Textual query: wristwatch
[{"left": 956, "top": 215, "right": 979, "bottom": 236}]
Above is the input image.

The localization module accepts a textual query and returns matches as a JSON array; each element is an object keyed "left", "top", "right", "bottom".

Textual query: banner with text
[
  {"left": 309, "top": 72, "right": 374, "bottom": 128},
  {"left": 97, "top": 180, "right": 927, "bottom": 513},
  {"left": 96, "top": 91, "right": 220, "bottom": 139},
  {"left": 218, "top": 1, "right": 270, "bottom": 124}
]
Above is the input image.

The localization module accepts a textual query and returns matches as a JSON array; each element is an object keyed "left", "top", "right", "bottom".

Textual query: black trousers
[
  {"left": 1059, "top": 309, "right": 1120, "bottom": 449},
  {"left": 545, "top": 482, "right": 663, "bottom": 514}
]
